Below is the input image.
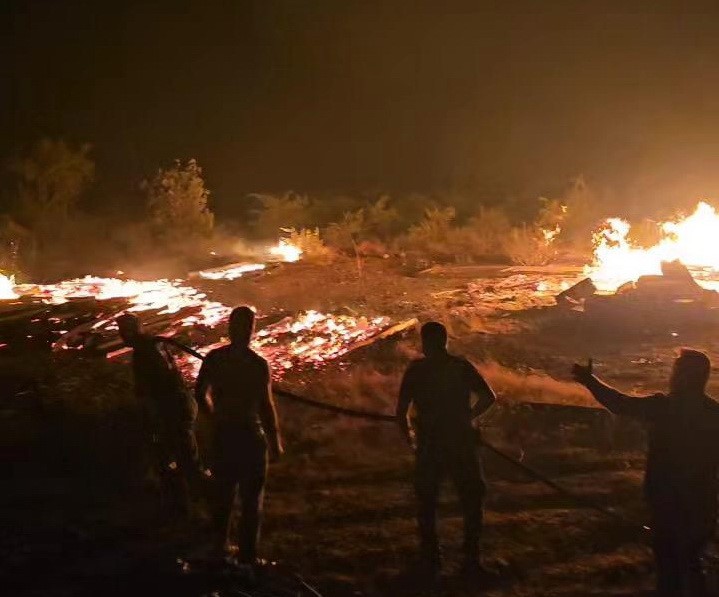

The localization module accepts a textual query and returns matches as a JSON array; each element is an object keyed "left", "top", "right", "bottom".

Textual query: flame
[
  {"left": 3, "top": 269, "right": 393, "bottom": 380},
  {"left": 586, "top": 201, "right": 719, "bottom": 292},
  {"left": 198, "top": 263, "right": 266, "bottom": 281},
  {"left": 178, "top": 310, "right": 391, "bottom": 380},
  {"left": 269, "top": 239, "right": 302, "bottom": 263},
  {"left": 11, "top": 276, "right": 231, "bottom": 328},
  {"left": 0, "top": 274, "right": 19, "bottom": 300},
  {"left": 542, "top": 225, "right": 561, "bottom": 244}
]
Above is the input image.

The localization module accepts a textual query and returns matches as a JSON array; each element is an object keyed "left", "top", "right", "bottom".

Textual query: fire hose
[{"left": 167, "top": 339, "right": 649, "bottom": 534}]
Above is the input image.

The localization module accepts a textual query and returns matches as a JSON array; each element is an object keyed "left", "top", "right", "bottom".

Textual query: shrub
[
  {"left": 466, "top": 206, "right": 512, "bottom": 256},
  {"left": 252, "top": 192, "right": 311, "bottom": 238},
  {"left": 145, "top": 158, "right": 214, "bottom": 248},
  {"left": 285, "top": 227, "right": 335, "bottom": 263},
  {"left": 503, "top": 224, "right": 559, "bottom": 265},
  {"left": 402, "top": 206, "right": 457, "bottom": 258},
  {"left": 324, "top": 209, "right": 366, "bottom": 254}
]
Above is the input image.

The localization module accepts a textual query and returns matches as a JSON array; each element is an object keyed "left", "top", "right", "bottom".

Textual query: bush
[
  {"left": 145, "top": 158, "right": 215, "bottom": 249},
  {"left": 503, "top": 224, "right": 559, "bottom": 265},
  {"left": 252, "top": 192, "right": 311, "bottom": 238},
  {"left": 466, "top": 206, "right": 512, "bottom": 256},
  {"left": 402, "top": 206, "right": 457, "bottom": 259},
  {"left": 285, "top": 228, "right": 335, "bottom": 263},
  {"left": 324, "top": 209, "right": 366, "bottom": 254}
]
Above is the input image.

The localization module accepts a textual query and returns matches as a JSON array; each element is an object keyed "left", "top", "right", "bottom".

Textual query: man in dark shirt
[
  {"left": 397, "top": 321, "right": 496, "bottom": 576},
  {"left": 195, "top": 306, "right": 282, "bottom": 565},
  {"left": 117, "top": 313, "right": 201, "bottom": 518},
  {"left": 573, "top": 348, "right": 719, "bottom": 596}
]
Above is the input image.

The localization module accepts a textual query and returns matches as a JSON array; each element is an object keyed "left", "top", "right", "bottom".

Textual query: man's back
[
  {"left": 400, "top": 353, "right": 489, "bottom": 441},
  {"left": 131, "top": 334, "right": 193, "bottom": 423},
  {"left": 197, "top": 345, "right": 270, "bottom": 429}
]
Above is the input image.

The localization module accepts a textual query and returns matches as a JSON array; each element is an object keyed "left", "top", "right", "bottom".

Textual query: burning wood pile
[
  {"left": 556, "top": 202, "right": 719, "bottom": 322},
  {"left": 0, "top": 248, "right": 413, "bottom": 381}
]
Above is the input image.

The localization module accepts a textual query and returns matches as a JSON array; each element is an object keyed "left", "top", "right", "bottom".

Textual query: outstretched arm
[
  {"left": 466, "top": 361, "right": 496, "bottom": 419},
  {"left": 259, "top": 362, "right": 283, "bottom": 461},
  {"left": 572, "top": 363, "right": 661, "bottom": 420},
  {"left": 397, "top": 368, "right": 415, "bottom": 448}
]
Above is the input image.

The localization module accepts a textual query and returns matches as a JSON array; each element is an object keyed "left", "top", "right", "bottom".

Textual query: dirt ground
[{"left": 5, "top": 257, "right": 719, "bottom": 596}]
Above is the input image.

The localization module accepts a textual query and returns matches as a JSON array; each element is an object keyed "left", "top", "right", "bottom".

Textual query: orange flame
[
  {"left": 585, "top": 201, "right": 719, "bottom": 292},
  {"left": 269, "top": 239, "right": 302, "bottom": 263}
]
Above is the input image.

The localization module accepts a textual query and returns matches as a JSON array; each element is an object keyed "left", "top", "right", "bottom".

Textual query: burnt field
[{"left": 4, "top": 257, "right": 719, "bottom": 596}]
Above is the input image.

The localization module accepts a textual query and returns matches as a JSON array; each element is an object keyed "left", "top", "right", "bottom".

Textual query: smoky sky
[{"left": 4, "top": 1, "right": 719, "bottom": 212}]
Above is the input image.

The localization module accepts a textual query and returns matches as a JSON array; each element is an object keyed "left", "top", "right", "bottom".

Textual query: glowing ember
[
  {"left": 10, "top": 276, "right": 231, "bottom": 329},
  {"left": 198, "top": 263, "right": 266, "bottom": 281},
  {"left": 0, "top": 274, "right": 19, "bottom": 300},
  {"left": 269, "top": 239, "right": 302, "bottom": 263},
  {"left": 586, "top": 201, "right": 719, "bottom": 292},
  {"left": 178, "top": 310, "right": 392, "bottom": 380},
  {"left": 2, "top": 269, "right": 394, "bottom": 382}
]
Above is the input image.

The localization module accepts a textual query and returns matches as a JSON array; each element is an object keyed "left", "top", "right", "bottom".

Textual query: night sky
[{"left": 4, "top": 1, "right": 719, "bottom": 211}]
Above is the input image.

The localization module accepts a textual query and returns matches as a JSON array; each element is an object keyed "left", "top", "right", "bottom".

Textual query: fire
[
  {"left": 10, "top": 276, "right": 232, "bottom": 329},
  {"left": 198, "top": 263, "right": 266, "bottom": 281},
  {"left": 0, "top": 274, "right": 19, "bottom": 300},
  {"left": 178, "top": 310, "right": 391, "bottom": 380},
  {"left": 542, "top": 225, "right": 561, "bottom": 244},
  {"left": 586, "top": 201, "right": 719, "bottom": 292},
  {"left": 3, "top": 268, "right": 396, "bottom": 381},
  {"left": 269, "top": 239, "right": 302, "bottom": 263}
]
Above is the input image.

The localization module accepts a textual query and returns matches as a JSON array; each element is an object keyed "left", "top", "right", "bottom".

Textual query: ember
[
  {"left": 198, "top": 263, "right": 266, "bottom": 281},
  {"left": 178, "top": 310, "right": 393, "bottom": 380},
  {"left": 1, "top": 266, "right": 400, "bottom": 383}
]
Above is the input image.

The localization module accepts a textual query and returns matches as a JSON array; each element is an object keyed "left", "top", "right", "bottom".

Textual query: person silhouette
[
  {"left": 397, "top": 321, "right": 496, "bottom": 578},
  {"left": 195, "top": 306, "right": 283, "bottom": 567},
  {"left": 573, "top": 348, "right": 719, "bottom": 596},
  {"left": 117, "top": 313, "right": 202, "bottom": 519}
]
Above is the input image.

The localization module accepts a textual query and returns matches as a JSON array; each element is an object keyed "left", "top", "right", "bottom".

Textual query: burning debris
[
  {"left": 585, "top": 201, "right": 719, "bottom": 292},
  {"left": 547, "top": 202, "right": 719, "bottom": 320},
  {"left": 193, "top": 262, "right": 267, "bottom": 281},
  {"left": 0, "top": 255, "right": 408, "bottom": 382}
]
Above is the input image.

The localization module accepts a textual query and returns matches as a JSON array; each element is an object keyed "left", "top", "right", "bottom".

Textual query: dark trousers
[
  {"left": 650, "top": 497, "right": 715, "bottom": 596},
  {"left": 414, "top": 438, "right": 486, "bottom": 561},
  {"left": 213, "top": 429, "right": 267, "bottom": 563},
  {"left": 154, "top": 424, "right": 202, "bottom": 517}
]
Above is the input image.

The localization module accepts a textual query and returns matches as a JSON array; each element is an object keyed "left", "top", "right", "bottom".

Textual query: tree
[
  {"left": 9, "top": 138, "right": 94, "bottom": 245},
  {"left": 145, "top": 159, "right": 214, "bottom": 246}
]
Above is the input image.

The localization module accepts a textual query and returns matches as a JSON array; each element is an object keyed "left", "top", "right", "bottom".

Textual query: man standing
[
  {"left": 195, "top": 306, "right": 282, "bottom": 566},
  {"left": 397, "top": 321, "right": 496, "bottom": 577},
  {"left": 573, "top": 349, "right": 719, "bottom": 596},
  {"left": 117, "top": 313, "right": 202, "bottom": 519}
]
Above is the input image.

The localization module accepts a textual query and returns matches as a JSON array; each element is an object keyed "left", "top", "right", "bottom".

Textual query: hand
[{"left": 571, "top": 362, "right": 594, "bottom": 385}]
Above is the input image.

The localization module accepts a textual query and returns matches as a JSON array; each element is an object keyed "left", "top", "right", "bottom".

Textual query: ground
[{"left": 4, "top": 257, "right": 719, "bottom": 596}]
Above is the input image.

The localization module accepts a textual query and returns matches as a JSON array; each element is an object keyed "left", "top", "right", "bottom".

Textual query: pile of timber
[{"left": 556, "top": 260, "right": 719, "bottom": 320}]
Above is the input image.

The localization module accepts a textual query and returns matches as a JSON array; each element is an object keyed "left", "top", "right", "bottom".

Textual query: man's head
[
  {"left": 421, "top": 321, "right": 448, "bottom": 356},
  {"left": 670, "top": 348, "right": 711, "bottom": 395},
  {"left": 116, "top": 313, "right": 142, "bottom": 346},
  {"left": 229, "top": 306, "right": 255, "bottom": 346}
]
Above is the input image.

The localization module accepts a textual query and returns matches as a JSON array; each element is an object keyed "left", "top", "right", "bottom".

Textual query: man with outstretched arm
[
  {"left": 195, "top": 306, "right": 283, "bottom": 567},
  {"left": 572, "top": 349, "right": 719, "bottom": 596},
  {"left": 117, "top": 313, "right": 203, "bottom": 520},
  {"left": 397, "top": 321, "right": 496, "bottom": 579}
]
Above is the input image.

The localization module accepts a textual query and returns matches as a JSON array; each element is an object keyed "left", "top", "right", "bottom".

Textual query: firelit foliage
[{"left": 145, "top": 159, "right": 214, "bottom": 246}]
